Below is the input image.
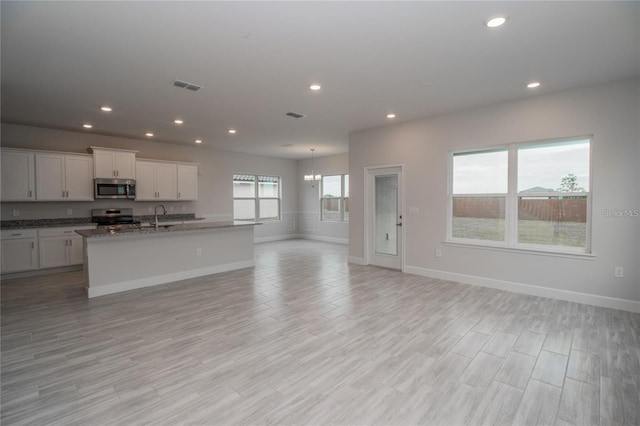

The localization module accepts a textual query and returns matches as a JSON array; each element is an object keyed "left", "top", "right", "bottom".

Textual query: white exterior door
[{"left": 366, "top": 166, "right": 403, "bottom": 270}]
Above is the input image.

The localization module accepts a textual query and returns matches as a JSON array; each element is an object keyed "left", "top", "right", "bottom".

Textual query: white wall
[
  {"left": 0, "top": 124, "right": 299, "bottom": 241},
  {"left": 297, "top": 153, "right": 349, "bottom": 244},
  {"left": 349, "top": 78, "right": 640, "bottom": 310}
]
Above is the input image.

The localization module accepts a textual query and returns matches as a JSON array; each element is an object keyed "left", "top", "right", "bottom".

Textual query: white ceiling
[{"left": 2, "top": 1, "right": 639, "bottom": 159}]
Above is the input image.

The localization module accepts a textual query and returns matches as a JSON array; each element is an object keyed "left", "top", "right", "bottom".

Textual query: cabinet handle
[
  {"left": 178, "top": 192, "right": 181, "bottom": 199},
  {"left": 31, "top": 242, "right": 35, "bottom": 249},
  {"left": 28, "top": 190, "right": 33, "bottom": 197},
  {"left": 113, "top": 170, "right": 116, "bottom": 177},
  {"left": 11, "top": 233, "right": 21, "bottom": 236}
]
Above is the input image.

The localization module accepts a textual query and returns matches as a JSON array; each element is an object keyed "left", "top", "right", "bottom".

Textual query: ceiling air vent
[
  {"left": 173, "top": 80, "right": 203, "bottom": 92},
  {"left": 286, "top": 111, "right": 305, "bottom": 118}
]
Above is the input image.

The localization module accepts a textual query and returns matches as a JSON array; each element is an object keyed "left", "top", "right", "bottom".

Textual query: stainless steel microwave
[{"left": 94, "top": 178, "right": 136, "bottom": 199}]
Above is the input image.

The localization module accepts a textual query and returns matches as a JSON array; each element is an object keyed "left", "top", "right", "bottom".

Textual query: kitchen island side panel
[{"left": 84, "top": 226, "right": 254, "bottom": 297}]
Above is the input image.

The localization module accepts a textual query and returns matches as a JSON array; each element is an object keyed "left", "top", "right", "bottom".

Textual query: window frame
[
  {"left": 232, "top": 174, "right": 281, "bottom": 222},
  {"left": 447, "top": 137, "right": 592, "bottom": 255},
  {"left": 320, "top": 174, "right": 349, "bottom": 222}
]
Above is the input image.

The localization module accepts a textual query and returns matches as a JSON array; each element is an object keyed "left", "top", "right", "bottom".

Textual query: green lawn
[{"left": 453, "top": 217, "right": 586, "bottom": 247}]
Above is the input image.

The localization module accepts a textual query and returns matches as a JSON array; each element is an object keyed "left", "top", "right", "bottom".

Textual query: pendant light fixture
[{"left": 304, "top": 148, "right": 321, "bottom": 187}]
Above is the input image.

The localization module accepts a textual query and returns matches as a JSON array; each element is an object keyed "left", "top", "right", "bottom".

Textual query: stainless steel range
[{"left": 92, "top": 208, "right": 141, "bottom": 231}]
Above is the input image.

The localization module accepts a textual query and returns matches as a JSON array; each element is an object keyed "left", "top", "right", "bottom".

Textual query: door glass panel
[{"left": 374, "top": 175, "right": 398, "bottom": 255}]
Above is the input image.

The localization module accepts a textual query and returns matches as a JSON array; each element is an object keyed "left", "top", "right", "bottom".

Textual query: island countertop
[{"left": 76, "top": 220, "right": 261, "bottom": 239}]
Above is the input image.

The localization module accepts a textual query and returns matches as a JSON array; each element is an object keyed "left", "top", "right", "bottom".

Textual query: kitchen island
[{"left": 77, "top": 221, "right": 260, "bottom": 298}]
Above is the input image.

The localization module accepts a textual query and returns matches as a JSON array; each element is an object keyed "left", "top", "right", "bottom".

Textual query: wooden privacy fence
[{"left": 453, "top": 198, "right": 587, "bottom": 222}]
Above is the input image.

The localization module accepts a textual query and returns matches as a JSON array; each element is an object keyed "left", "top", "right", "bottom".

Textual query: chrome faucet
[{"left": 154, "top": 204, "right": 167, "bottom": 230}]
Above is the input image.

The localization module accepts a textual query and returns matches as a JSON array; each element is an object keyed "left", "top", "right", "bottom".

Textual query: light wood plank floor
[{"left": 2, "top": 239, "right": 639, "bottom": 425}]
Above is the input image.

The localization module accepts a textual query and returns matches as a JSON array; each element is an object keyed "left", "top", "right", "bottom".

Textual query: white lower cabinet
[
  {"left": 1, "top": 226, "right": 94, "bottom": 274},
  {"left": 1, "top": 229, "right": 39, "bottom": 273},
  {"left": 38, "top": 227, "right": 92, "bottom": 268}
]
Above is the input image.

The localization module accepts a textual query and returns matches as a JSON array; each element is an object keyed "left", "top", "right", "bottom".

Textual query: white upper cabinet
[
  {"left": 1, "top": 149, "right": 36, "bottom": 201},
  {"left": 177, "top": 164, "right": 198, "bottom": 200},
  {"left": 91, "top": 147, "right": 137, "bottom": 179},
  {"left": 135, "top": 160, "right": 177, "bottom": 201},
  {"left": 36, "top": 153, "right": 94, "bottom": 201}
]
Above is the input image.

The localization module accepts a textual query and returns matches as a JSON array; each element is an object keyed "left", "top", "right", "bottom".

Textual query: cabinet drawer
[
  {"left": 38, "top": 225, "right": 95, "bottom": 238},
  {"left": 1, "top": 229, "right": 38, "bottom": 240}
]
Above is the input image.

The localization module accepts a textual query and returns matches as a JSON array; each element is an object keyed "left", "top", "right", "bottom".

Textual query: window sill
[{"left": 443, "top": 240, "right": 596, "bottom": 260}]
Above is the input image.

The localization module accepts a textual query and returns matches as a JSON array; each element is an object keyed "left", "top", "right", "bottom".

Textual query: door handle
[{"left": 396, "top": 223, "right": 403, "bottom": 226}]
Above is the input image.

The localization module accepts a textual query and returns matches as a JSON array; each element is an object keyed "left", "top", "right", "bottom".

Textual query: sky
[{"left": 453, "top": 140, "right": 590, "bottom": 194}]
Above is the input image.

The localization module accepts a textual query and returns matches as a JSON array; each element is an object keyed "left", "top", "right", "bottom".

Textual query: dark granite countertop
[
  {"left": 76, "top": 221, "right": 261, "bottom": 239},
  {"left": 0, "top": 218, "right": 95, "bottom": 230},
  {"left": 1, "top": 214, "right": 204, "bottom": 230}
]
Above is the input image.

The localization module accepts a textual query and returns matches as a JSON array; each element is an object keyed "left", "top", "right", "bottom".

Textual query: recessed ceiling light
[
  {"left": 485, "top": 16, "right": 507, "bottom": 28},
  {"left": 100, "top": 106, "right": 112, "bottom": 112},
  {"left": 145, "top": 132, "right": 154, "bottom": 137},
  {"left": 386, "top": 113, "right": 396, "bottom": 119},
  {"left": 527, "top": 81, "right": 541, "bottom": 89},
  {"left": 194, "top": 139, "right": 202, "bottom": 144},
  {"left": 228, "top": 129, "right": 237, "bottom": 134},
  {"left": 82, "top": 123, "right": 93, "bottom": 129},
  {"left": 309, "top": 84, "right": 321, "bottom": 91},
  {"left": 174, "top": 119, "right": 184, "bottom": 125}
]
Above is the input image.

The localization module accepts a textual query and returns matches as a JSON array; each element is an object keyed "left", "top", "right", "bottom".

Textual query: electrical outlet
[
  {"left": 66, "top": 208, "right": 73, "bottom": 215},
  {"left": 614, "top": 267, "right": 624, "bottom": 278},
  {"left": 196, "top": 248, "right": 202, "bottom": 256},
  {"left": 12, "top": 209, "right": 19, "bottom": 217},
  {"left": 435, "top": 248, "right": 442, "bottom": 258}
]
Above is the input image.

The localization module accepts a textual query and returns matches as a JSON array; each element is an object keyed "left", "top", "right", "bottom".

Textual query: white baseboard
[
  {"left": 254, "top": 234, "right": 302, "bottom": 243},
  {"left": 301, "top": 234, "right": 348, "bottom": 245},
  {"left": 253, "top": 234, "right": 348, "bottom": 245},
  {"left": 87, "top": 260, "right": 255, "bottom": 298},
  {"left": 348, "top": 256, "right": 366, "bottom": 265},
  {"left": 404, "top": 265, "right": 640, "bottom": 313},
  {"left": 1, "top": 265, "right": 82, "bottom": 280}
]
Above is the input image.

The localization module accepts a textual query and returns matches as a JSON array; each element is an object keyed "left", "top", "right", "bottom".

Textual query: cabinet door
[
  {"left": 177, "top": 165, "right": 198, "bottom": 200},
  {"left": 39, "top": 237, "right": 69, "bottom": 268},
  {"left": 36, "top": 154, "right": 66, "bottom": 200},
  {"left": 94, "top": 151, "right": 116, "bottom": 178},
  {"left": 65, "top": 156, "right": 94, "bottom": 200},
  {"left": 156, "top": 163, "right": 177, "bottom": 200},
  {"left": 1, "top": 239, "right": 38, "bottom": 273},
  {"left": 135, "top": 161, "right": 157, "bottom": 200},
  {"left": 1, "top": 150, "right": 36, "bottom": 201},
  {"left": 114, "top": 152, "right": 136, "bottom": 179},
  {"left": 68, "top": 235, "right": 84, "bottom": 265}
]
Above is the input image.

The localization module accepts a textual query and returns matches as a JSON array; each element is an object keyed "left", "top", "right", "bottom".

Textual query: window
[
  {"left": 321, "top": 174, "right": 349, "bottom": 222},
  {"left": 449, "top": 138, "right": 591, "bottom": 253},
  {"left": 233, "top": 174, "right": 281, "bottom": 221}
]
